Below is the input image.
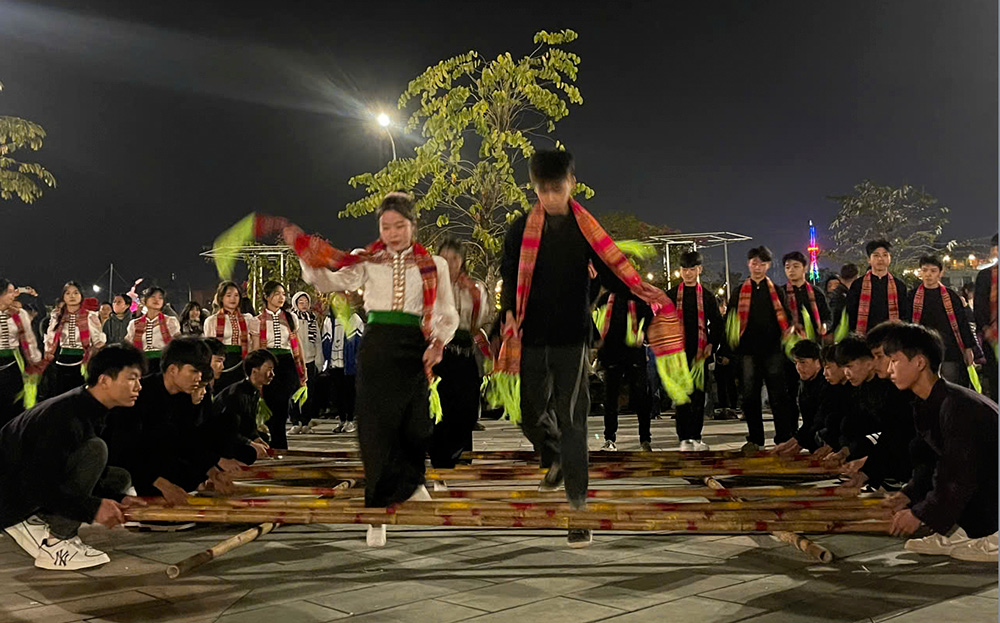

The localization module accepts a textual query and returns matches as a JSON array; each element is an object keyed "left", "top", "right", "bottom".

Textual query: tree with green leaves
[
  {"left": 827, "top": 180, "right": 954, "bottom": 268},
  {"left": 0, "top": 81, "right": 56, "bottom": 203},
  {"left": 344, "top": 29, "right": 589, "bottom": 285}
]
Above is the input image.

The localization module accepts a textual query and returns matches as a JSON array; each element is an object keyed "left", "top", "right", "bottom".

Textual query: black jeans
[
  {"left": 430, "top": 343, "right": 480, "bottom": 468},
  {"left": 713, "top": 360, "right": 738, "bottom": 410},
  {"left": 739, "top": 350, "right": 796, "bottom": 446},
  {"left": 38, "top": 438, "right": 131, "bottom": 539},
  {"left": 602, "top": 349, "right": 652, "bottom": 443},
  {"left": 675, "top": 389, "right": 706, "bottom": 441},
  {"left": 520, "top": 344, "right": 590, "bottom": 505}
]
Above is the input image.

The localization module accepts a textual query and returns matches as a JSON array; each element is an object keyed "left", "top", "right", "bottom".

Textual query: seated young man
[
  {"left": 883, "top": 323, "right": 998, "bottom": 562},
  {"left": 212, "top": 349, "right": 277, "bottom": 464},
  {"left": 772, "top": 340, "right": 830, "bottom": 456},
  {"left": 102, "top": 337, "right": 230, "bottom": 509},
  {"left": 825, "top": 335, "right": 881, "bottom": 464},
  {"left": 0, "top": 344, "right": 147, "bottom": 570}
]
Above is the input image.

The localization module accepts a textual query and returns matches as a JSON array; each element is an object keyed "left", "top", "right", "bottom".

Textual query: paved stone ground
[{"left": 1, "top": 413, "right": 996, "bottom": 623}]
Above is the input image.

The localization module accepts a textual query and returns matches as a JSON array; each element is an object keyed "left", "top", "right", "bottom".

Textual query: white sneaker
[
  {"left": 904, "top": 528, "right": 970, "bottom": 555},
  {"left": 4, "top": 516, "right": 49, "bottom": 558},
  {"left": 600, "top": 440, "right": 617, "bottom": 451},
  {"left": 35, "top": 536, "right": 110, "bottom": 570},
  {"left": 407, "top": 485, "right": 432, "bottom": 502},
  {"left": 679, "top": 440, "right": 696, "bottom": 452},
  {"left": 432, "top": 480, "right": 448, "bottom": 492},
  {"left": 332, "top": 422, "right": 345, "bottom": 433},
  {"left": 366, "top": 524, "right": 386, "bottom": 547},
  {"left": 343, "top": 421, "right": 357, "bottom": 434},
  {"left": 692, "top": 440, "right": 710, "bottom": 451},
  {"left": 289, "top": 425, "right": 302, "bottom": 435},
  {"left": 950, "top": 533, "right": 999, "bottom": 563}
]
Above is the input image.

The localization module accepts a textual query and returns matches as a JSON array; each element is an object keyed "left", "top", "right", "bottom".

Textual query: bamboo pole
[
  {"left": 705, "top": 476, "right": 835, "bottom": 563},
  {"left": 165, "top": 523, "right": 276, "bottom": 579}
]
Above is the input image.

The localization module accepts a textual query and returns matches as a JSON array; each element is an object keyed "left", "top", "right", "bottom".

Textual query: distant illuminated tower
[{"left": 807, "top": 220, "right": 820, "bottom": 282}]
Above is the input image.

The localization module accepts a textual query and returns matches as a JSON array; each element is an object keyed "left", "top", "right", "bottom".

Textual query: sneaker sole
[
  {"left": 136, "top": 522, "right": 197, "bottom": 532},
  {"left": 949, "top": 552, "right": 998, "bottom": 563},
  {"left": 567, "top": 539, "right": 593, "bottom": 549}
]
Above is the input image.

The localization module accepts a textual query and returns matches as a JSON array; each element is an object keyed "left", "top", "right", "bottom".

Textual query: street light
[
  {"left": 92, "top": 285, "right": 101, "bottom": 293},
  {"left": 646, "top": 272, "right": 655, "bottom": 281},
  {"left": 376, "top": 112, "right": 396, "bottom": 161},
  {"left": 968, "top": 254, "right": 977, "bottom": 262}
]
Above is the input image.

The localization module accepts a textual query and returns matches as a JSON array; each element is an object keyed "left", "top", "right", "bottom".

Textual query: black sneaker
[
  {"left": 567, "top": 529, "right": 593, "bottom": 548},
  {"left": 538, "top": 463, "right": 564, "bottom": 492},
  {"left": 640, "top": 441, "right": 652, "bottom": 452}
]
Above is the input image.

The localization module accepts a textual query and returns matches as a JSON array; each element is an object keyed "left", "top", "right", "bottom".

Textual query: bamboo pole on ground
[
  {"left": 165, "top": 523, "right": 276, "bottom": 579},
  {"left": 704, "top": 476, "right": 835, "bottom": 563}
]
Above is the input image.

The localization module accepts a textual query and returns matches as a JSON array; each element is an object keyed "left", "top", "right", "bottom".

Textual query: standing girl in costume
[
  {"left": 289, "top": 291, "right": 323, "bottom": 434},
  {"left": 125, "top": 287, "right": 181, "bottom": 361},
  {"left": 296, "top": 192, "right": 459, "bottom": 547},
  {"left": 203, "top": 281, "right": 259, "bottom": 394},
  {"left": 257, "top": 281, "right": 307, "bottom": 451},
  {"left": 429, "top": 237, "right": 491, "bottom": 471},
  {"left": 0, "top": 279, "right": 42, "bottom": 427},
  {"left": 40, "top": 281, "right": 106, "bottom": 401}
]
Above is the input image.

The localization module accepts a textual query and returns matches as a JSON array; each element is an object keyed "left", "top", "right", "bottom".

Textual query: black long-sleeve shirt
[
  {"left": 814, "top": 382, "right": 852, "bottom": 450},
  {"left": 846, "top": 272, "right": 910, "bottom": 333},
  {"left": 726, "top": 278, "right": 791, "bottom": 356},
  {"left": 837, "top": 376, "right": 897, "bottom": 460},
  {"left": 974, "top": 264, "right": 996, "bottom": 333},
  {"left": 211, "top": 379, "right": 263, "bottom": 465},
  {"left": 595, "top": 290, "right": 654, "bottom": 362},
  {"left": 0, "top": 387, "right": 108, "bottom": 528},
  {"left": 792, "top": 372, "right": 828, "bottom": 450},
  {"left": 906, "top": 285, "right": 976, "bottom": 363},
  {"left": 784, "top": 282, "right": 830, "bottom": 334},
  {"left": 666, "top": 283, "right": 723, "bottom": 362},
  {"left": 500, "top": 211, "right": 630, "bottom": 347},
  {"left": 102, "top": 374, "right": 220, "bottom": 495},
  {"left": 859, "top": 380, "right": 916, "bottom": 488},
  {"left": 904, "top": 379, "right": 998, "bottom": 538}
]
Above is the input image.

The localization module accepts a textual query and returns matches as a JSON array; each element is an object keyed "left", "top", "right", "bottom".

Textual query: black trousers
[
  {"left": 262, "top": 353, "right": 298, "bottom": 450},
  {"left": 34, "top": 438, "right": 131, "bottom": 539},
  {"left": 520, "top": 343, "right": 590, "bottom": 505},
  {"left": 0, "top": 357, "right": 24, "bottom": 429},
  {"left": 356, "top": 324, "right": 432, "bottom": 507},
  {"left": 739, "top": 350, "right": 796, "bottom": 446},
  {"left": 601, "top": 349, "right": 652, "bottom": 443},
  {"left": 713, "top": 360, "right": 738, "bottom": 409},
  {"left": 292, "top": 363, "right": 320, "bottom": 425},
  {"left": 39, "top": 354, "right": 85, "bottom": 402},
  {"left": 430, "top": 338, "right": 480, "bottom": 468},
  {"left": 333, "top": 368, "right": 357, "bottom": 422},
  {"left": 675, "top": 389, "right": 706, "bottom": 441}
]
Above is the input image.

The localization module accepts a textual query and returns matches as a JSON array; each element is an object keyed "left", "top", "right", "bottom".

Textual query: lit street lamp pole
[{"left": 377, "top": 113, "right": 397, "bottom": 161}]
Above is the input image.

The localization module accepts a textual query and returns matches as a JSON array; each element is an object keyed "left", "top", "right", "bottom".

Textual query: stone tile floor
[{"left": 1, "top": 414, "right": 996, "bottom": 622}]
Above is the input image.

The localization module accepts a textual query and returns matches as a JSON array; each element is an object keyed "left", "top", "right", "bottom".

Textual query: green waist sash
[
  {"left": 367, "top": 311, "right": 421, "bottom": 327},
  {"left": 267, "top": 348, "right": 292, "bottom": 355}
]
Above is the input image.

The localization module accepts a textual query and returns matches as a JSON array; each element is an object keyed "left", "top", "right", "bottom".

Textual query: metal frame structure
[
  {"left": 644, "top": 232, "right": 753, "bottom": 297},
  {"left": 200, "top": 244, "right": 293, "bottom": 306}
]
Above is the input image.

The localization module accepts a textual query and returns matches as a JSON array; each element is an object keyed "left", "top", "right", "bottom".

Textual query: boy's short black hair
[
  {"left": 835, "top": 334, "right": 874, "bottom": 365},
  {"left": 790, "top": 340, "right": 822, "bottom": 361},
  {"left": 782, "top": 251, "right": 808, "bottom": 267},
  {"left": 679, "top": 251, "right": 703, "bottom": 268},
  {"left": 747, "top": 246, "right": 773, "bottom": 262},
  {"left": 86, "top": 344, "right": 146, "bottom": 386},
  {"left": 992, "top": 233, "right": 998, "bottom": 247},
  {"left": 243, "top": 348, "right": 278, "bottom": 376},
  {"left": 865, "top": 320, "right": 901, "bottom": 350},
  {"left": 203, "top": 337, "right": 226, "bottom": 358},
  {"left": 882, "top": 322, "right": 945, "bottom": 373},
  {"left": 161, "top": 337, "right": 211, "bottom": 375},
  {"left": 824, "top": 275, "right": 841, "bottom": 289},
  {"left": 99, "top": 300, "right": 111, "bottom": 308},
  {"left": 821, "top": 344, "right": 838, "bottom": 364},
  {"left": 114, "top": 292, "right": 130, "bottom": 303},
  {"left": 865, "top": 239, "right": 892, "bottom": 256},
  {"left": 529, "top": 150, "right": 575, "bottom": 183},
  {"left": 840, "top": 264, "right": 860, "bottom": 280},
  {"left": 918, "top": 255, "right": 943, "bottom": 271}
]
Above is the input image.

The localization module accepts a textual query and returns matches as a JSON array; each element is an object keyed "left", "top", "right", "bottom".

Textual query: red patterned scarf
[
  {"left": 912, "top": 285, "right": 965, "bottom": 352},
  {"left": 737, "top": 277, "right": 790, "bottom": 338},
  {"left": 456, "top": 273, "right": 492, "bottom": 358},
  {"left": 786, "top": 282, "right": 825, "bottom": 337},
  {"left": 133, "top": 313, "right": 174, "bottom": 352},
  {"left": 677, "top": 282, "right": 709, "bottom": 361},
  {"left": 45, "top": 307, "right": 92, "bottom": 363},
  {"left": 215, "top": 310, "right": 249, "bottom": 358},
  {"left": 259, "top": 309, "right": 308, "bottom": 386},
  {"left": 856, "top": 271, "right": 899, "bottom": 334},
  {"left": 7, "top": 309, "right": 39, "bottom": 373},
  {"left": 596, "top": 295, "right": 642, "bottom": 345}
]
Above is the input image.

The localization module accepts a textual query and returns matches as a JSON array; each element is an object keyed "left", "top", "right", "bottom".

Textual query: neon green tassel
[
  {"left": 329, "top": 293, "right": 353, "bottom": 330},
  {"left": 292, "top": 385, "right": 308, "bottom": 408},
  {"left": 213, "top": 213, "right": 257, "bottom": 279},
  {"left": 691, "top": 358, "right": 706, "bottom": 392},
  {"left": 725, "top": 309, "right": 741, "bottom": 351},
  {"left": 22, "top": 375, "right": 39, "bottom": 409},
  {"left": 968, "top": 365, "right": 983, "bottom": 394},
  {"left": 256, "top": 396, "right": 273, "bottom": 428},
  {"left": 615, "top": 240, "right": 657, "bottom": 260},
  {"left": 801, "top": 307, "right": 816, "bottom": 342},
  {"left": 654, "top": 352, "right": 693, "bottom": 406},
  {"left": 833, "top": 308, "right": 850, "bottom": 343},
  {"left": 782, "top": 330, "right": 802, "bottom": 361},
  {"left": 80, "top": 363, "right": 87, "bottom": 383},
  {"left": 428, "top": 376, "right": 443, "bottom": 424},
  {"left": 483, "top": 372, "right": 521, "bottom": 425},
  {"left": 594, "top": 306, "right": 608, "bottom": 338},
  {"left": 625, "top": 314, "right": 646, "bottom": 347}
]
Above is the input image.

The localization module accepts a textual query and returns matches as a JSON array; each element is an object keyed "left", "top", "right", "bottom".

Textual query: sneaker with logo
[
  {"left": 904, "top": 528, "right": 971, "bottom": 555},
  {"left": 4, "top": 516, "right": 49, "bottom": 558},
  {"left": 600, "top": 439, "right": 617, "bottom": 451},
  {"left": 35, "top": 536, "right": 110, "bottom": 570},
  {"left": 949, "top": 533, "right": 998, "bottom": 563}
]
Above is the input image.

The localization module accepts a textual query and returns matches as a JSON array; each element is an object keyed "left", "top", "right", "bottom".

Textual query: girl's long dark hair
[{"left": 263, "top": 280, "right": 296, "bottom": 331}]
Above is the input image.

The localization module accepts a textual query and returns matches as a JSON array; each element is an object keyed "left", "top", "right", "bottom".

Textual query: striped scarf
[
  {"left": 492, "top": 200, "right": 689, "bottom": 421},
  {"left": 294, "top": 310, "right": 318, "bottom": 345},
  {"left": 736, "top": 277, "right": 790, "bottom": 338},
  {"left": 259, "top": 309, "right": 308, "bottom": 386},
  {"left": 596, "top": 294, "right": 642, "bottom": 346},
  {"left": 456, "top": 273, "right": 492, "bottom": 359},
  {"left": 133, "top": 313, "right": 174, "bottom": 352},
  {"left": 857, "top": 271, "right": 899, "bottom": 334},
  {"left": 786, "top": 282, "right": 825, "bottom": 338},
  {"left": 215, "top": 310, "right": 249, "bottom": 358},
  {"left": 912, "top": 285, "right": 965, "bottom": 352},
  {"left": 45, "top": 308, "right": 92, "bottom": 364}
]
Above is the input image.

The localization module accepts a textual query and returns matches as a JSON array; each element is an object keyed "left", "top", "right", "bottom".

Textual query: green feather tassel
[
  {"left": 833, "top": 308, "right": 850, "bottom": 343},
  {"left": 292, "top": 385, "right": 308, "bottom": 408},
  {"left": 212, "top": 213, "right": 257, "bottom": 279},
  {"left": 691, "top": 358, "right": 706, "bottom": 392},
  {"left": 801, "top": 307, "right": 816, "bottom": 342},
  {"left": 725, "top": 309, "right": 741, "bottom": 351},
  {"left": 482, "top": 372, "right": 521, "bottom": 425},
  {"left": 615, "top": 240, "right": 657, "bottom": 260},
  {"left": 329, "top": 293, "right": 353, "bottom": 330},
  {"left": 782, "top": 330, "right": 802, "bottom": 361},
  {"left": 428, "top": 376, "right": 443, "bottom": 424},
  {"left": 10, "top": 351, "right": 39, "bottom": 408},
  {"left": 654, "top": 352, "right": 693, "bottom": 406},
  {"left": 256, "top": 396, "right": 273, "bottom": 429},
  {"left": 968, "top": 365, "right": 983, "bottom": 394}
]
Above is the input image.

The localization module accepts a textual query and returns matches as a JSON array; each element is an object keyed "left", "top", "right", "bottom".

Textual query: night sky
[{"left": 1, "top": 0, "right": 996, "bottom": 303}]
